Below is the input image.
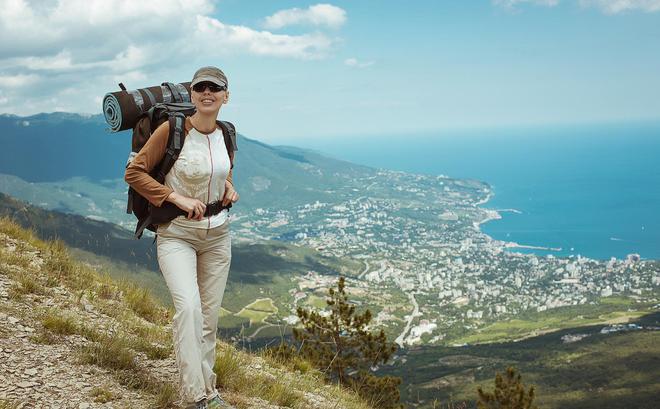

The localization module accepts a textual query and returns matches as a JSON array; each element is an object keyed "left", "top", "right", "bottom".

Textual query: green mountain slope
[{"left": 381, "top": 312, "right": 660, "bottom": 409}]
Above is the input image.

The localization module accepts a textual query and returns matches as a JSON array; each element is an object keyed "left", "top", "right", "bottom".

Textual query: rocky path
[{"left": 0, "top": 263, "right": 156, "bottom": 408}]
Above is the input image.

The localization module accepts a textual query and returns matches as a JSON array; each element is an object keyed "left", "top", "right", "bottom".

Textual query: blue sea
[{"left": 287, "top": 122, "right": 660, "bottom": 260}]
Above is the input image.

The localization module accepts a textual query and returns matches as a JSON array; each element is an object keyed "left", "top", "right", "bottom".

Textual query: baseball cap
[{"left": 191, "top": 66, "right": 228, "bottom": 88}]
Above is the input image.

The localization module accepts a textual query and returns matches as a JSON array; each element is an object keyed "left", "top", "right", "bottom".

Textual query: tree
[
  {"left": 292, "top": 276, "right": 403, "bottom": 408},
  {"left": 477, "top": 367, "right": 539, "bottom": 409}
]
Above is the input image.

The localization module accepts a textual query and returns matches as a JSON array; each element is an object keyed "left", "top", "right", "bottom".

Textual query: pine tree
[
  {"left": 292, "top": 276, "right": 403, "bottom": 408},
  {"left": 477, "top": 367, "right": 539, "bottom": 409}
]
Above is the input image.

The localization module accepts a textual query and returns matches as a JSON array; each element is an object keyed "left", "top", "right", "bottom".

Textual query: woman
[{"left": 125, "top": 66, "right": 238, "bottom": 409}]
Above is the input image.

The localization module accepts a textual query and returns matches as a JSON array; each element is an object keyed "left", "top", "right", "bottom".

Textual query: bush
[{"left": 477, "top": 367, "right": 539, "bottom": 409}]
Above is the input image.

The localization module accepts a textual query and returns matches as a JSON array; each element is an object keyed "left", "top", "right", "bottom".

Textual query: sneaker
[
  {"left": 187, "top": 399, "right": 208, "bottom": 409},
  {"left": 208, "top": 395, "right": 236, "bottom": 409}
]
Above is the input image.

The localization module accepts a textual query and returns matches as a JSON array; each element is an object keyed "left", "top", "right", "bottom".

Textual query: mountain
[
  {"left": 0, "top": 113, "right": 120, "bottom": 182},
  {"left": 0, "top": 217, "right": 374, "bottom": 408},
  {"left": 0, "top": 112, "right": 377, "bottom": 211}
]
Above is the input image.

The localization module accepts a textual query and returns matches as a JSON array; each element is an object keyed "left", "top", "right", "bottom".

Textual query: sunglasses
[{"left": 192, "top": 82, "right": 227, "bottom": 93}]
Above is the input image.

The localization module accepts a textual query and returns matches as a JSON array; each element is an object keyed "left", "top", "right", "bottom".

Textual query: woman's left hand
[{"left": 222, "top": 181, "right": 239, "bottom": 206}]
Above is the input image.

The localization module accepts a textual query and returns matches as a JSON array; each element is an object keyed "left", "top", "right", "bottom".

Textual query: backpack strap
[
  {"left": 142, "top": 88, "right": 156, "bottom": 108},
  {"left": 156, "top": 113, "right": 186, "bottom": 182},
  {"left": 217, "top": 120, "right": 238, "bottom": 169},
  {"left": 126, "top": 186, "right": 135, "bottom": 214},
  {"left": 162, "top": 82, "right": 183, "bottom": 103},
  {"left": 134, "top": 113, "right": 187, "bottom": 239}
]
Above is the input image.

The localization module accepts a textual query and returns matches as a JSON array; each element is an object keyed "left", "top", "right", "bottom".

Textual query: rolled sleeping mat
[{"left": 102, "top": 82, "right": 192, "bottom": 132}]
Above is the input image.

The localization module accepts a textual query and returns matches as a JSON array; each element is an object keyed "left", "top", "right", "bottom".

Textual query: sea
[{"left": 287, "top": 122, "right": 660, "bottom": 261}]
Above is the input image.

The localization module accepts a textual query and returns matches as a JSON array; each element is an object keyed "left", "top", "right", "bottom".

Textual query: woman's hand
[
  {"left": 166, "top": 192, "right": 206, "bottom": 220},
  {"left": 222, "top": 181, "right": 239, "bottom": 207}
]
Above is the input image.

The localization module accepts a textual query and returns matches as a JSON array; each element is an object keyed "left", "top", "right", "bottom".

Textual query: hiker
[{"left": 124, "top": 66, "right": 238, "bottom": 409}]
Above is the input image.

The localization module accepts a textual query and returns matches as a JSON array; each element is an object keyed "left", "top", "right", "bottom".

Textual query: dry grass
[
  {"left": 0, "top": 217, "right": 42, "bottom": 247},
  {"left": 261, "top": 343, "right": 319, "bottom": 376},
  {"left": 1, "top": 218, "right": 375, "bottom": 409},
  {"left": 79, "top": 336, "right": 137, "bottom": 371},
  {"left": 0, "top": 399, "right": 19, "bottom": 409},
  {"left": 41, "top": 309, "right": 78, "bottom": 335},
  {"left": 121, "top": 282, "right": 166, "bottom": 324},
  {"left": 0, "top": 248, "right": 35, "bottom": 272},
  {"left": 214, "top": 342, "right": 375, "bottom": 409},
  {"left": 90, "top": 385, "right": 116, "bottom": 403},
  {"left": 152, "top": 384, "right": 179, "bottom": 409},
  {"left": 77, "top": 334, "right": 177, "bottom": 408}
]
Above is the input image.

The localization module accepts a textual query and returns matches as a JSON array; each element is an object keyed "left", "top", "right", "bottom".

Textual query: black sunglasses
[{"left": 192, "top": 82, "right": 227, "bottom": 93}]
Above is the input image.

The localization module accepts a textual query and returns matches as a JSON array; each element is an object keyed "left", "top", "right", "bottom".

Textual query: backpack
[{"left": 126, "top": 102, "right": 237, "bottom": 239}]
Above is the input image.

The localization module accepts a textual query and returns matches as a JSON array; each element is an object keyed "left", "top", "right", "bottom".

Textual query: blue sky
[{"left": 0, "top": 0, "right": 659, "bottom": 142}]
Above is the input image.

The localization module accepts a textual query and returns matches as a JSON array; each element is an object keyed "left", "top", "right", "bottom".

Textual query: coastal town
[{"left": 230, "top": 168, "right": 660, "bottom": 346}]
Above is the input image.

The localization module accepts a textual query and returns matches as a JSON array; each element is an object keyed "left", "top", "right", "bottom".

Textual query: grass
[
  {"left": 152, "top": 384, "right": 179, "bottom": 409},
  {"left": 0, "top": 400, "right": 18, "bottom": 409},
  {"left": 1, "top": 218, "right": 376, "bottom": 409},
  {"left": 305, "top": 294, "right": 328, "bottom": 309},
  {"left": 235, "top": 308, "right": 272, "bottom": 324},
  {"left": 90, "top": 386, "right": 115, "bottom": 403},
  {"left": 41, "top": 309, "right": 77, "bottom": 335},
  {"left": 121, "top": 281, "right": 167, "bottom": 324},
  {"left": 383, "top": 312, "right": 660, "bottom": 409},
  {"left": 247, "top": 298, "right": 278, "bottom": 312},
  {"left": 78, "top": 336, "right": 177, "bottom": 408},
  {"left": 79, "top": 336, "right": 138, "bottom": 371},
  {"left": 215, "top": 342, "right": 376, "bottom": 409},
  {"left": 38, "top": 307, "right": 172, "bottom": 361},
  {"left": 214, "top": 343, "right": 305, "bottom": 407},
  {"left": 451, "top": 300, "right": 654, "bottom": 345},
  {"left": 235, "top": 297, "right": 280, "bottom": 324}
]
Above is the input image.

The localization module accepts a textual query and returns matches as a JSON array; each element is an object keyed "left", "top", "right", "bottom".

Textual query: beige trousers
[{"left": 156, "top": 219, "right": 231, "bottom": 403}]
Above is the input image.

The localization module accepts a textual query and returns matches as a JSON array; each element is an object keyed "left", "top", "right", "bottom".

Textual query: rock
[
  {"left": 79, "top": 403, "right": 91, "bottom": 409},
  {"left": 16, "top": 381, "right": 35, "bottom": 388},
  {"left": 24, "top": 368, "right": 38, "bottom": 376}
]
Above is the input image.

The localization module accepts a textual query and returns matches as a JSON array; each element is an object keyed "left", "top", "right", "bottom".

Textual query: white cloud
[
  {"left": 0, "top": 73, "right": 40, "bottom": 88},
  {"left": 493, "top": 0, "right": 560, "bottom": 8},
  {"left": 195, "top": 15, "right": 335, "bottom": 60},
  {"left": 579, "top": 0, "right": 660, "bottom": 13},
  {"left": 0, "top": 0, "right": 342, "bottom": 115},
  {"left": 493, "top": 0, "right": 660, "bottom": 12},
  {"left": 263, "top": 4, "right": 347, "bottom": 29},
  {"left": 344, "top": 58, "right": 374, "bottom": 68}
]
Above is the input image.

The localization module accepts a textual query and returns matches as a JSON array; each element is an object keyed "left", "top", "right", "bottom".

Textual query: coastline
[{"left": 474, "top": 188, "right": 562, "bottom": 254}]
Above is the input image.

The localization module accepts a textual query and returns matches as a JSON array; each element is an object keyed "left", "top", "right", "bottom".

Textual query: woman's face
[{"left": 191, "top": 82, "right": 229, "bottom": 115}]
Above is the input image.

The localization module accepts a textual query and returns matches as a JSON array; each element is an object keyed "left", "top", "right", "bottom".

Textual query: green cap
[{"left": 191, "top": 66, "right": 228, "bottom": 88}]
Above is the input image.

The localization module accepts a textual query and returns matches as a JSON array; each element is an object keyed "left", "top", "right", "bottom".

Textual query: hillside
[
  {"left": 383, "top": 311, "right": 660, "bottom": 409},
  {"left": 0, "top": 217, "right": 375, "bottom": 409},
  {"left": 0, "top": 193, "right": 361, "bottom": 343}
]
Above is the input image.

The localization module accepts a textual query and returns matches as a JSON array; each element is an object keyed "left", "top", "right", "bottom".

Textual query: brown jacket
[{"left": 124, "top": 117, "right": 235, "bottom": 207}]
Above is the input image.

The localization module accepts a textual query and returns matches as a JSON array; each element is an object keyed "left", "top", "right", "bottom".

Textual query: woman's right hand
[{"left": 166, "top": 192, "right": 206, "bottom": 221}]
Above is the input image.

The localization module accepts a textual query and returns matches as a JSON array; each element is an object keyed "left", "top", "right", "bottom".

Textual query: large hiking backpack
[{"left": 126, "top": 102, "right": 237, "bottom": 239}]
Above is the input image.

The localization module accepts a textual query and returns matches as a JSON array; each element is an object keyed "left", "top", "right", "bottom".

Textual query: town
[{"left": 230, "top": 168, "right": 660, "bottom": 346}]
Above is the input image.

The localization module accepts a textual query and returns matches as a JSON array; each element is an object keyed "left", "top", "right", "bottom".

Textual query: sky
[{"left": 0, "top": 0, "right": 659, "bottom": 143}]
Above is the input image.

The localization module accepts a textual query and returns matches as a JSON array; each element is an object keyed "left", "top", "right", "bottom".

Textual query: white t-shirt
[{"left": 165, "top": 126, "right": 231, "bottom": 229}]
